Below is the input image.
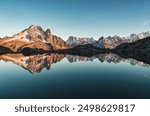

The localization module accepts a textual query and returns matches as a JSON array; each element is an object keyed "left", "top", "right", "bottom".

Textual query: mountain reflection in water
[{"left": 0, "top": 53, "right": 149, "bottom": 74}]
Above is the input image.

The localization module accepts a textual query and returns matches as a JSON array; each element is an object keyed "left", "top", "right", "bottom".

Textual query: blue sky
[{"left": 0, "top": 0, "right": 150, "bottom": 40}]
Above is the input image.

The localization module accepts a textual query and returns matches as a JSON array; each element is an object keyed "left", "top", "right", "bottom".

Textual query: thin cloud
[{"left": 142, "top": 21, "right": 149, "bottom": 26}]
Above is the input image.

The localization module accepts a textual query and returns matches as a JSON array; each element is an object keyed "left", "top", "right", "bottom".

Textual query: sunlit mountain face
[
  {"left": 0, "top": 53, "right": 150, "bottom": 74},
  {"left": 0, "top": 25, "right": 70, "bottom": 53}
]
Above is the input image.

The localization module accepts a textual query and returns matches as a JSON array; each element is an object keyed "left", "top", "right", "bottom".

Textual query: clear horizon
[{"left": 0, "top": 0, "right": 150, "bottom": 40}]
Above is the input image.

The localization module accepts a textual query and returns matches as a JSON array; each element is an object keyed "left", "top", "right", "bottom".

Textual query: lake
[{"left": 0, "top": 53, "right": 150, "bottom": 99}]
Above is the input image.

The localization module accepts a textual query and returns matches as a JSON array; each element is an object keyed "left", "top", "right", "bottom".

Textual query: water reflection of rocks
[
  {"left": 0, "top": 54, "right": 65, "bottom": 74},
  {"left": 0, "top": 53, "right": 149, "bottom": 74},
  {"left": 66, "top": 54, "right": 150, "bottom": 68}
]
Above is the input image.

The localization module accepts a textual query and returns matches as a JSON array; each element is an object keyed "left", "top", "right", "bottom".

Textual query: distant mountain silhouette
[{"left": 67, "top": 31, "right": 150, "bottom": 49}]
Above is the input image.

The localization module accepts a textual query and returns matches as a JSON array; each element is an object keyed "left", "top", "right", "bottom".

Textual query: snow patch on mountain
[
  {"left": 66, "top": 31, "right": 150, "bottom": 49},
  {"left": 66, "top": 36, "right": 96, "bottom": 46}
]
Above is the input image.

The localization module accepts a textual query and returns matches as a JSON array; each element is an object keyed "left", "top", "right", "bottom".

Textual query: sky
[{"left": 0, "top": 0, "right": 150, "bottom": 40}]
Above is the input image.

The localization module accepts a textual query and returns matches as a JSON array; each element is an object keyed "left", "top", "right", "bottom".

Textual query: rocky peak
[
  {"left": 28, "top": 25, "right": 43, "bottom": 31},
  {"left": 46, "top": 29, "right": 51, "bottom": 34},
  {"left": 67, "top": 36, "right": 77, "bottom": 41},
  {"left": 26, "top": 25, "right": 45, "bottom": 39},
  {"left": 130, "top": 33, "right": 138, "bottom": 37},
  {"left": 0, "top": 25, "right": 70, "bottom": 52},
  {"left": 98, "top": 36, "right": 105, "bottom": 41},
  {"left": 66, "top": 36, "right": 96, "bottom": 47},
  {"left": 45, "top": 29, "right": 52, "bottom": 37},
  {"left": 97, "top": 36, "right": 106, "bottom": 48}
]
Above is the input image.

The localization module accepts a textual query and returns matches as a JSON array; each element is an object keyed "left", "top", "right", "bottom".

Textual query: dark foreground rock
[
  {"left": 21, "top": 47, "right": 50, "bottom": 56},
  {"left": 0, "top": 44, "right": 110, "bottom": 57},
  {"left": 19, "top": 44, "right": 110, "bottom": 56},
  {"left": 53, "top": 44, "right": 111, "bottom": 57},
  {"left": 112, "top": 37, "right": 150, "bottom": 64},
  {"left": 0, "top": 45, "right": 13, "bottom": 54}
]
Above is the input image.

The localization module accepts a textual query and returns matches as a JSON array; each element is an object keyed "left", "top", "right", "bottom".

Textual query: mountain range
[
  {"left": 0, "top": 25, "right": 150, "bottom": 75},
  {"left": 66, "top": 31, "right": 150, "bottom": 49},
  {"left": 0, "top": 25, "right": 150, "bottom": 52},
  {"left": 0, "top": 25, "right": 150, "bottom": 58}
]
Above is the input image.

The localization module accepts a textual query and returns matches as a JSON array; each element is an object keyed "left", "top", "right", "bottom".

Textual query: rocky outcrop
[
  {"left": 0, "top": 25, "right": 70, "bottom": 52},
  {"left": 96, "top": 32, "right": 150, "bottom": 49},
  {"left": 54, "top": 44, "right": 110, "bottom": 57},
  {"left": 0, "top": 45, "right": 13, "bottom": 54},
  {"left": 66, "top": 36, "right": 96, "bottom": 46},
  {"left": 66, "top": 31, "right": 150, "bottom": 49},
  {"left": 113, "top": 36, "right": 150, "bottom": 64}
]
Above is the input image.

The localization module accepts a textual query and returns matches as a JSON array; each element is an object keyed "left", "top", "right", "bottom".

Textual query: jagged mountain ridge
[
  {"left": 98, "top": 31, "right": 150, "bottom": 49},
  {"left": 66, "top": 31, "right": 150, "bottom": 49},
  {"left": 0, "top": 25, "right": 70, "bottom": 52},
  {"left": 66, "top": 36, "right": 96, "bottom": 46},
  {"left": 113, "top": 36, "right": 150, "bottom": 64},
  {"left": 0, "top": 25, "right": 150, "bottom": 51}
]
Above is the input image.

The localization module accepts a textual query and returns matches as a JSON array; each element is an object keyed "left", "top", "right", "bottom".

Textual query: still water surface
[{"left": 0, "top": 53, "right": 150, "bottom": 99}]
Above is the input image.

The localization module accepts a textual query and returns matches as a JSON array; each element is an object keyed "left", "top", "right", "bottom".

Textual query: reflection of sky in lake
[{"left": 0, "top": 54, "right": 150, "bottom": 99}]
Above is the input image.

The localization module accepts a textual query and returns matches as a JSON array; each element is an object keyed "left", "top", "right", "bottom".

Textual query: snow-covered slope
[
  {"left": 66, "top": 31, "right": 150, "bottom": 49},
  {"left": 66, "top": 36, "right": 96, "bottom": 46},
  {"left": 98, "top": 31, "right": 150, "bottom": 49}
]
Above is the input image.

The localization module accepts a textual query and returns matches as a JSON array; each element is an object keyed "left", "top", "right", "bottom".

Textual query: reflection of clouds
[{"left": 143, "top": 74, "right": 150, "bottom": 78}]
